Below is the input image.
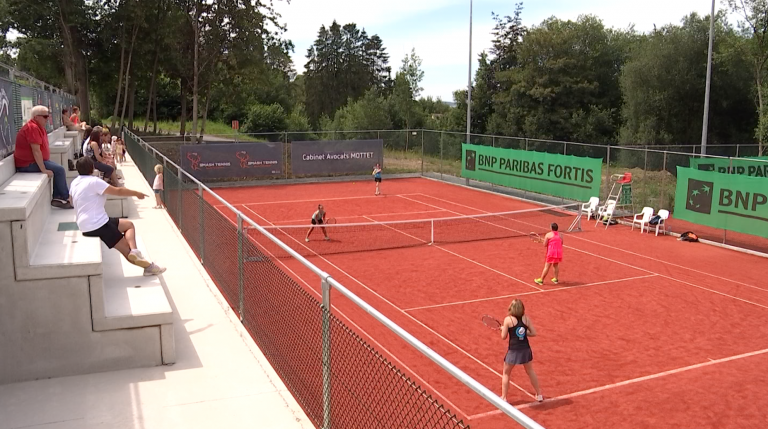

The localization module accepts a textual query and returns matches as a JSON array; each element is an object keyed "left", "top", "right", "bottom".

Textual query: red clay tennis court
[{"left": 209, "top": 177, "right": 768, "bottom": 429}]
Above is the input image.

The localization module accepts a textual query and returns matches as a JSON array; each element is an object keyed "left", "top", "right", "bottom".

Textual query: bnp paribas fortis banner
[
  {"left": 461, "top": 144, "right": 602, "bottom": 201},
  {"left": 675, "top": 167, "right": 768, "bottom": 238},
  {"left": 689, "top": 157, "right": 768, "bottom": 178}
]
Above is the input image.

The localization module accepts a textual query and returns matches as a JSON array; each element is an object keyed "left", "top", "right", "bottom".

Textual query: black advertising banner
[
  {"left": 181, "top": 142, "right": 283, "bottom": 180},
  {"left": 291, "top": 140, "right": 384, "bottom": 175},
  {"left": 0, "top": 79, "right": 14, "bottom": 159}
]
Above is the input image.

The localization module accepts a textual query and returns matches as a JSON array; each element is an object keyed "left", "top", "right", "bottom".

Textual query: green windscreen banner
[
  {"left": 689, "top": 157, "right": 768, "bottom": 178},
  {"left": 461, "top": 144, "right": 602, "bottom": 201},
  {"left": 674, "top": 167, "right": 768, "bottom": 238}
]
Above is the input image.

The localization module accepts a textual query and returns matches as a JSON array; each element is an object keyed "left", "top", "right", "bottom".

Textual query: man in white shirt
[{"left": 70, "top": 157, "right": 166, "bottom": 276}]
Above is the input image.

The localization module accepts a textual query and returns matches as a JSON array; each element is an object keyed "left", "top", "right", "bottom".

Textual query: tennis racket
[
  {"left": 529, "top": 232, "right": 543, "bottom": 243},
  {"left": 325, "top": 217, "right": 337, "bottom": 225},
  {"left": 481, "top": 315, "right": 502, "bottom": 331}
]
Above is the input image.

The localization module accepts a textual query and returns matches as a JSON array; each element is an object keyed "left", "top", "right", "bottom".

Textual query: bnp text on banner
[{"left": 461, "top": 144, "right": 602, "bottom": 201}]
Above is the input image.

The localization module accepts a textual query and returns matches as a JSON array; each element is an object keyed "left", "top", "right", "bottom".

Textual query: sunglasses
[{"left": 36, "top": 115, "right": 50, "bottom": 119}]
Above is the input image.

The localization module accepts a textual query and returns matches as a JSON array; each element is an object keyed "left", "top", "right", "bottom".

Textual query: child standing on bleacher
[{"left": 153, "top": 164, "right": 165, "bottom": 209}]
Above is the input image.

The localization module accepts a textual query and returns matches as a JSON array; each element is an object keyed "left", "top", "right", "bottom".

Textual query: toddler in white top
[{"left": 153, "top": 164, "right": 165, "bottom": 209}]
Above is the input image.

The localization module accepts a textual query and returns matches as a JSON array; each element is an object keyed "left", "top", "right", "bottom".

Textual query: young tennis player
[
  {"left": 501, "top": 299, "right": 543, "bottom": 402},
  {"left": 372, "top": 163, "right": 382, "bottom": 195},
  {"left": 534, "top": 223, "right": 563, "bottom": 285},
  {"left": 305, "top": 204, "right": 330, "bottom": 242}
]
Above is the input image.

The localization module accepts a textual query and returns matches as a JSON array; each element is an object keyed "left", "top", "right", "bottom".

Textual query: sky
[{"left": 273, "top": 0, "right": 728, "bottom": 101}]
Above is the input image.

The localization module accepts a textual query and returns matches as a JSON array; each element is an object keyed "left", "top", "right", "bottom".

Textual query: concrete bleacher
[{"left": 0, "top": 126, "right": 175, "bottom": 384}]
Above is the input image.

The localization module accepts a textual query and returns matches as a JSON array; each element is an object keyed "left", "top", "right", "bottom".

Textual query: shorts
[
  {"left": 82, "top": 217, "right": 123, "bottom": 249},
  {"left": 154, "top": 189, "right": 162, "bottom": 194},
  {"left": 311, "top": 218, "right": 324, "bottom": 226},
  {"left": 374, "top": 177, "right": 381, "bottom": 183},
  {"left": 545, "top": 256, "right": 562, "bottom": 264},
  {"left": 504, "top": 348, "right": 533, "bottom": 365}
]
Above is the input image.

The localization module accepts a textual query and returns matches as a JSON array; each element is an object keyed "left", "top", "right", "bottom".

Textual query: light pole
[
  {"left": 701, "top": 0, "right": 716, "bottom": 156},
  {"left": 466, "top": 0, "right": 473, "bottom": 185}
]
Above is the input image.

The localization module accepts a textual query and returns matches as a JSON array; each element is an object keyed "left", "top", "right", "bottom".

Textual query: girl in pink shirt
[
  {"left": 153, "top": 164, "right": 165, "bottom": 209},
  {"left": 535, "top": 223, "right": 563, "bottom": 285}
]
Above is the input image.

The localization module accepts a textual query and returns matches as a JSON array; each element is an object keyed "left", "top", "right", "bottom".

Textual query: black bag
[
  {"left": 649, "top": 215, "right": 661, "bottom": 225},
  {"left": 678, "top": 231, "right": 699, "bottom": 242}
]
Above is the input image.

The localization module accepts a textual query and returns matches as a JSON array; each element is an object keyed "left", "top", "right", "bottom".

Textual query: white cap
[{"left": 111, "top": 136, "right": 117, "bottom": 142}]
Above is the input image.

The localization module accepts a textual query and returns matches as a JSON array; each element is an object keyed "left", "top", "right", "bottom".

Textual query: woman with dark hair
[
  {"left": 85, "top": 127, "right": 120, "bottom": 186},
  {"left": 534, "top": 223, "right": 563, "bottom": 285}
]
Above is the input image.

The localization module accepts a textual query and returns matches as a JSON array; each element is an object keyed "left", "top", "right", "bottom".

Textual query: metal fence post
[
  {"left": 525, "top": 138, "right": 529, "bottom": 151},
  {"left": 440, "top": 131, "right": 444, "bottom": 180},
  {"left": 237, "top": 214, "right": 244, "bottom": 321},
  {"left": 736, "top": 144, "right": 740, "bottom": 158},
  {"left": 660, "top": 152, "right": 667, "bottom": 210},
  {"left": 563, "top": 142, "right": 567, "bottom": 155},
  {"left": 421, "top": 130, "right": 424, "bottom": 175},
  {"left": 198, "top": 183, "right": 205, "bottom": 264},
  {"left": 321, "top": 278, "right": 332, "bottom": 429}
]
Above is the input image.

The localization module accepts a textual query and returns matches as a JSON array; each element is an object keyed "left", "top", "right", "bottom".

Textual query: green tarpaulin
[
  {"left": 674, "top": 167, "right": 768, "bottom": 238},
  {"left": 461, "top": 144, "right": 602, "bottom": 201}
]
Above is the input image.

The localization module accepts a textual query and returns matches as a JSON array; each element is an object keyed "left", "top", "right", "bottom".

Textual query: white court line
[
  {"left": 214, "top": 193, "right": 422, "bottom": 207},
  {"left": 240, "top": 204, "right": 536, "bottom": 400},
  {"left": 404, "top": 274, "right": 659, "bottom": 312},
  {"left": 412, "top": 194, "right": 768, "bottom": 311},
  {"left": 361, "top": 215, "right": 541, "bottom": 291},
  {"left": 269, "top": 209, "right": 449, "bottom": 225},
  {"left": 468, "top": 347, "right": 768, "bottom": 420},
  {"left": 415, "top": 191, "right": 768, "bottom": 294},
  {"left": 223, "top": 204, "right": 469, "bottom": 418}
]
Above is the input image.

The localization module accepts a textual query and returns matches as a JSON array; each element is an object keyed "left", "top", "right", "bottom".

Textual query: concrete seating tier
[{"left": 0, "top": 126, "right": 175, "bottom": 385}]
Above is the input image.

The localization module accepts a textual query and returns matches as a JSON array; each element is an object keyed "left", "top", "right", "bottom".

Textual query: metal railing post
[
  {"left": 199, "top": 183, "right": 205, "bottom": 264},
  {"left": 237, "top": 215, "right": 244, "bottom": 321},
  {"left": 321, "top": 278, "right": 332, "bottom": 429}
]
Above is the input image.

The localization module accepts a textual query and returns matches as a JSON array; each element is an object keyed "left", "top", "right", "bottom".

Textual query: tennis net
[{"left": 253, "top": 203, "right": 581, "bottom": 258}]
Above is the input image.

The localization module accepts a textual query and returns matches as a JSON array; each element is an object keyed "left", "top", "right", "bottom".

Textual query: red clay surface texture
[{"left": 206, "top": 177, "right": 768, "bottom": 429}]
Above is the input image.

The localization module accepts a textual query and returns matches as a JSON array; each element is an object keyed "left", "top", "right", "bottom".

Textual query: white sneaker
[
  {"left": 535, "top": 394, "right": 544, "bottom": 402},
  {"left": 324, "top": 236, "right": 330, "bottom": 241},
  {"left": 143, "top": 263, "right": 167, "bottom": 276},
  {"left": 128, "top": 250, "right": 151, "bottom": 268},
  {"left": 305, "top": 238, "right": 309, "bottom": 242}
]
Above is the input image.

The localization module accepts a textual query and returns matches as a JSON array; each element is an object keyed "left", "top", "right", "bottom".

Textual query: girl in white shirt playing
[
  {"left": 70, "top": 157, "right": 166, "bottom": 276},
  {"left": 153, "top": 164, "right": 165, "bottom": 209}
]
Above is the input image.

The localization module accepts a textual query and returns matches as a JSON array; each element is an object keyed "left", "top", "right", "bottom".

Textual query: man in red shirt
[{"left": 15, "top": 105, "right": 72, "bottom": 209}]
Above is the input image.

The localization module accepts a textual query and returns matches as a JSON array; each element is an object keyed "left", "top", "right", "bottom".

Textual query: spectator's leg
[
  {"left": 117, "top": 219, "right": 138, "bottom": 251},
  {"left": 42, "top": 160, "right": 69, "bottom": 201}
]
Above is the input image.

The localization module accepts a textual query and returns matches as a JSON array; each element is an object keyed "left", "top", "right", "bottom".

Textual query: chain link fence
[{"left": 125, "top": 128, "right": 550, "bottom": 429}]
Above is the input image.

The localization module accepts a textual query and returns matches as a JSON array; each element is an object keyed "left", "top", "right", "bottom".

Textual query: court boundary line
[
  {"left": 360, "top": 215, "right": 543, "bottom": 291},
  {"left": 404, "top": 274, "right": 659, "bottom": 312},
  {"left": 212, "top": 192, "right": 421, "bottom": 206},
  {"left": 218, "top": 204, "right": 470, "bottom": 419},
  {"left": 414, "top": 188, "right": 768, "bottom": 294},
  {"left": 468, "top": 346, "right": 768, "bottom": 420},
  {"left": 239, "top": 204, "right": 537, "bottom": 400},
  {"left": 410, "top": 193, "right": 768, "bottom": 311}
]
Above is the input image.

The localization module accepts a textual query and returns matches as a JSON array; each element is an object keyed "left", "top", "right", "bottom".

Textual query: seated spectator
[
  {"left": 70, "top": 106, "right": 86, "bottom": 130},
  {"left": 70, "top": 157, "right": 166, "bottom": 276},
  {"left": 86, "top": 128, "right": 121, "bottom": 186},
  {"left": 14, "top": 105, "right": 72, "bottom": 209},
  {"left": 80, "top": 125, "right": 93, "bottom": 157},
  {"left": 62, "top": 109, "right": 78, "bottom": 131}
]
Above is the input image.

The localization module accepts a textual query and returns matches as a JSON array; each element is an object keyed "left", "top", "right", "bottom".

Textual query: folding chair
[
  {"left": 631, "top": 207, "right": 654, "bottom": 233},
  {"left": 655, "top": 209, "right": 670, "bottom": 236},
  {"left": 581, "top": 197, "right": 599, "bottom": 221},
  {"left": 595, "top": 200, "right": 617, "bottom": 229}
]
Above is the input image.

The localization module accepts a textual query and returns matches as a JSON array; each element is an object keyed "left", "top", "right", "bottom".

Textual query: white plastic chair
[
  {"left": 632, "top": 207, "right": 654, "bottom": 233},
  {"left": 655, "top": 209, "right": 670, "bottom": 236},
  {"left": 581, "top": 197, "right": 599, "bottom": 221},
  {"left": 595, "top": 200, "right": 617, "bottom": 229}
]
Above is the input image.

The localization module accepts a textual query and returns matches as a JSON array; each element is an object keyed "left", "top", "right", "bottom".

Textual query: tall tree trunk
[
  {"left": 191, "top": 0, "right": 202, "bottom": 139},
  {"left": 180, "top": 78, "right": 187, "bottom": 136},
  {"left": 57, "top": 0, "right": 89, "bottom": 121},
  {"left": 153, "top": 87, "right": 158, "bottom": 134},
  {"left": 200, "top": 81, "right": 212, "bottom": 141},
  {"left": 127, "top": 78, "right": 136, "bottom": 130},
  {"left": 111, "top": 26, "right": 127, "bottom": 130},
  {"left": 144, "top": 46, "right": 160, "bottom": 132},
  {"left": 120, "top": 24, "right": 139, "bottom": 129}
]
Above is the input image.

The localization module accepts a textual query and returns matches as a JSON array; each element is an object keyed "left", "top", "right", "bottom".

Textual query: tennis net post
[{"left": 321, "top": 278, "right": 332, "bottom": 429}]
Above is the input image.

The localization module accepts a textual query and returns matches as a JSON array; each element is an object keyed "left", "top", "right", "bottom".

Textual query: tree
[
  {"left": 728, "top": 0, "right": 768, "bottom": 155},
  {"left": 400, "top": 48, "right": 424, "bottom": 98},
  {"left": 304, "top": 21, "right": 391, "bottom": 125},
  {"left": 620, "top": 13, "right": 755, "bottom": 148}
]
